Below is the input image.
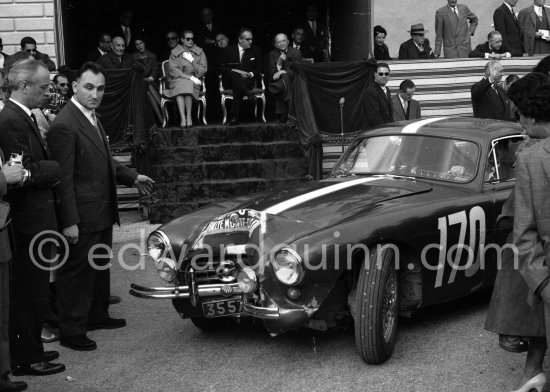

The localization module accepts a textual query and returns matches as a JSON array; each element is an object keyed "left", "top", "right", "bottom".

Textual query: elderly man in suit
[
  {"left": 0, "top": 150, "right": 27, "bottom": 392},
  {"left": 268, "top": 33, "right": 302, "bottom": 123},
  {"left": 391, "top": 79, "right": 421, "bottom": 121},
  {"left": 471, "top": 60, "right": 512, "bottom": 120},
  {"left": 363, "top": 62, "right": 393, "bottom": 129},
  {"left": 0, "top": 59, "right": 65, "bottom": 377},
  {"left": 435, "top": 0, "right": 478, "bottom": 58},
  {"left": 494, "top": 0, "right": 523, "bottom": 55},
  {"left": 220, "top": 28, "right": 262, "bottom": 126},
  {"left": 518, "top": 0, "right": 550, "bottom": 56},
  {"left": 97, "top": 36, "right": 141, "bottom": 70},
  {"left": 398, "top": 24, "right": 435, "bottom": 60},
  {"left": 469, "top": 31, "right": 521, "bottom": 58},
  {"left": 84, "top": 32, "right": 112, "bottom": 62},
  {"left": 47, "top": 62, "right": 153, "bottom": 352}
]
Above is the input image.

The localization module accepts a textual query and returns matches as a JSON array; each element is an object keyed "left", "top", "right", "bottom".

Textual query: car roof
[{"left": 358, "top": 117, "right": 524, "bottom": 142}]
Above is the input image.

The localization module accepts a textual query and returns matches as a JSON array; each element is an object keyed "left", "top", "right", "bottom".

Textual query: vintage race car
[{"left": 131, "top": 117, "right": 524, "bottom": 364}]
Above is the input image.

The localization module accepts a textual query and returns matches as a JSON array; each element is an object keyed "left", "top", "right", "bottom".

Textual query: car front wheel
[{"left": 354, "top": 245, "right": 399, "bottom": 364}]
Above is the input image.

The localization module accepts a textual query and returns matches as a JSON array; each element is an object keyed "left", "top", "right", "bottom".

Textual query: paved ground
[{"left": 18, "top": 211, "right": 549, "bottom": 392}]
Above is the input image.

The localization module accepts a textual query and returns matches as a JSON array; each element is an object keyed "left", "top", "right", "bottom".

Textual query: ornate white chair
[
  {"left": 219, "top": 73, "right": 266, "bottom": 124},
  {"left": 159, "top": 60, "right": 207, "bottom": 127}
]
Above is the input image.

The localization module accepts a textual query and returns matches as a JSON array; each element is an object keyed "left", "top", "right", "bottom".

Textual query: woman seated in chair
[
  {"left": 164, "top": 29, "right": 207, "bottom": 127},
  {"left": 132, "top": 35, "right": 163, "bottom": 124}
]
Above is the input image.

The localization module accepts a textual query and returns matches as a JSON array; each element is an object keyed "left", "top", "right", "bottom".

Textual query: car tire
[
  {"left": 190, "top": 316, "right": 228, "bottom": 332},
  {"left": 354, "top": 245, "right": 399, "bottom": 364}
]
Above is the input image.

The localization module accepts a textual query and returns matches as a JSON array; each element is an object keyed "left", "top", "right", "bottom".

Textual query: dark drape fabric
[
  {"left": 289, "top": 60, "right": 376, "bottom": 179},
  {"left": 96, "top": 69, "right": 155, "bottom": 143}
]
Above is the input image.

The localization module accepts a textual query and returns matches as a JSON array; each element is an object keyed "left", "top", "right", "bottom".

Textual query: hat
[{"left": 408, "top": 23, "right": 429, "bottom": 34}]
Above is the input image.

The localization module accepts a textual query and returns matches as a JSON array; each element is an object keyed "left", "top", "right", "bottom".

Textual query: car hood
[{"left": 174, "top": 177, "right": 433, "bottom": 253}]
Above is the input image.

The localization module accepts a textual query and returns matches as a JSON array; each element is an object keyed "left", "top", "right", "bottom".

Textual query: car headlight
[
  {"left": 272, "top": 248, "right": 304, "bottom": 286},
  {"left": 148, "top": 231, "right": 178, "bottom": 282},
  {"left": 237, "top": 267, "right": 257, "bottom": 293},
  {"left": 147, "top": 231, "right": 170, "bottom": 261}
]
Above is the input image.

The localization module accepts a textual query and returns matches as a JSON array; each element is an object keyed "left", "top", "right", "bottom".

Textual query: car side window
[{"left": 485, "top": 136, "right": 524, "bottom": 182}]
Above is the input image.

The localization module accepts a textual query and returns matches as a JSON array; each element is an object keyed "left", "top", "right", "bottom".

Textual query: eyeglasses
[
  {"left": 241, "top": 37, "right": 253, "bottom": 41},
  {"left": 377, "top": 72, "right": 390, "bottom": 77},
  {"left": 58, "top": 83, "right": 68, "bottom": 87},
  {"left": 25, "top": 49, "right": 37, "bottom": 53},
  {"left": 183, "top": 37, "right": 194, "bottom": 41},
  {"left": 166, "top": 37, "right": 178, "bottom": 41}
]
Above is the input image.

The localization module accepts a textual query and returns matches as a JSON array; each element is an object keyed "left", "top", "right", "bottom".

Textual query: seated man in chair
[{"left": 220, "top": 28, "right": 262, "bottom": 125}]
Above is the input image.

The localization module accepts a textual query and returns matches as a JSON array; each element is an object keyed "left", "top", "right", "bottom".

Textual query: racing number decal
[{"left": 434, "top": 206, "right": 486, "bottom": 288}]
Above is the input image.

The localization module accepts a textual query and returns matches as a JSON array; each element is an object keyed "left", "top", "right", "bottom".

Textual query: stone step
[
  {"left": 148, "top": 158, "right": 308, "bottom": 182},
  {"left": 152, "top": 177, "right": 307, "bottom": 204},
  {"left": 152, "top": 141, "right": 304, "bottom": 164}
]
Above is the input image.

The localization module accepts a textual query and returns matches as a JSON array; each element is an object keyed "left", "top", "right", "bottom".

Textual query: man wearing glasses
[
  {"left": 85, "top": 32, "right": 112, "bottom": 62},
  {"left": 362, "top": 63, "right": 393, "bottom": 129},
  {"left": 20, "top": 36, "right": 56, "bottom": 71},
  {"left": 163, "top": 31, "right": 180, "bottom": 61},
  {"left": 398, "top": 23, "right": 435, "bottom": 59},
  {"left": 220, "top": 28, "right": 262, "bottom": 125}
]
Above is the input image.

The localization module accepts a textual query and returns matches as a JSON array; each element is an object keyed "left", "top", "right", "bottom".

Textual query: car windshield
[{"left": 332, "top": 135, "right": 479, "bottom": 183}]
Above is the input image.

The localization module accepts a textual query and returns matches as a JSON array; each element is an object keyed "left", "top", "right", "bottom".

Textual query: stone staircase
[{"left": 145, "top": 123, "right": 310, "bottom": 223}]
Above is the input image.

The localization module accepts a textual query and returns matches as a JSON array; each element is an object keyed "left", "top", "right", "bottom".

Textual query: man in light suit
[
  {"left": 362, "top": 62, "right": 393, "bottom": 129},
  {"left": 391, "top": 79, "right": 421, "bottom": 121},
  {"left": 268, "top": 33, "right": 302, "bottom": 123},
  {"left": 518, "top": 0, "right": 550, "bottom": 56},
  {"left": 434, "top": 0, "right": 479, "bottom": 58},
  {"left": 471, "top": 61, "right": 512, "bottom": 121},
  {"left": 47, "top": 62, "right": 154, "bottom": 352},
  {"left": 493, "top": 0, "right": 523, "bottom": 55}
]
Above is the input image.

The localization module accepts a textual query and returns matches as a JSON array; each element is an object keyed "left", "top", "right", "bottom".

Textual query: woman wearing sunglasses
[{"left": 163, "top": 29, "right": 207, "bottom": 128}]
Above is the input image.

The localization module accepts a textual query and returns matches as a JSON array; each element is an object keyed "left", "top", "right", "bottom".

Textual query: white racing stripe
[
  {"left": 264, "top": 177, "right": 379, "bottom": 215},
  {"left": 402, "top": 117, "right": 449, "bottom": 134}
]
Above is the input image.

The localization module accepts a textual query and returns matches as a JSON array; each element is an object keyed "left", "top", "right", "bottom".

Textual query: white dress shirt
[{"left": 71, "top": 97, "right": 96, "bottom": 126}]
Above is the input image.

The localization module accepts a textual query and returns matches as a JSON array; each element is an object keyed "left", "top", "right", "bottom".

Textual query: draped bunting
[
  {"left": 96, "top": 69, "right": 155, "bottom": 144},
  {"left": 290, "top": 60, "right": 377, "bottom": 180}
]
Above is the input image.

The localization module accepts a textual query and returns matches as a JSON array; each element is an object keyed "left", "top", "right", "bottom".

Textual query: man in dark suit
[
  {"left": 220, "top": 28, "right": 262, "bottom": 125},
  {"left": 196, "top": 8, "right": 225, "bottom": 57},
  {"left": 469, "top": 31, "right": 521, "bottom": 58},
  {"left": 302, "top": 5, "right": 329, "bottom": 62},
  {"left": 112, "top": 9, "right": 135, "bottom": 52},
  {"left": 84, "top": 32, "right": 112, "bottom": 62},
  {"left": 518, "top": 0, "right": 550, "bottom": 56},
  {"left": 97, "top": 36, "right": 141, "bottom": 70},
  {"left": 434, "top": 0, "right": 479, "bottom": 58},
  {"left": 0, "top": 59, "right": 65, "bottom": 377},
  {"left": 268, "top": 33, "right": 302, "bottom": 123},
  {"left": 391, "top": 79, "right": 421, "bottom": 121},
  {"left": 363, "top": 63, "right": 393, "bottom": 129},
  {"left": 398, "top": 24, "right": 435, "bottom": 60},
  {"left": 471, "top": 60, "right": 512, "bottom": 120},
  {"left": 291, "top": 27, "right": 314, "bottom": 60},
  {"left": 0, "top": 37, "right": 9, "bottom": 72},
  {"left": 48, "top": 62, "right": 154, "bottom": 352},
  {"left": 20, "top": 36, "right": 56, "bottom": 71},
  {"left": 0, "top": 149, "right": 27, "bottom": 392},
  {"left": 493, "top": 0, "right": 523, "bottom": 55}
]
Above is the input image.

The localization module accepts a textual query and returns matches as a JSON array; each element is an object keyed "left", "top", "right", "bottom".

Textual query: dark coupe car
[{"left": 131, "top": 117, "right": 524, "bottom": 364}]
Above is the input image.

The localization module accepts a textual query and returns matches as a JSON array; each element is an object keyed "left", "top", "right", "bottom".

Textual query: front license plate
[{"left": 202, "top": 298, "right": 243, "bottom": 318}]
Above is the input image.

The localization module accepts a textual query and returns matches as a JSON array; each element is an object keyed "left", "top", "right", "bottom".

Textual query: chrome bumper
[
  {"left": 243, "top": 298, "right": 280, "bottom": 319},
  {"left": 129, "top": 282, "right": 242, "bottom": 300}
]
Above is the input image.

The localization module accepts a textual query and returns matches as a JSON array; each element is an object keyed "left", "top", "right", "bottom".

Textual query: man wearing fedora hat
[
  {"left": 268, "top": 33, "right": 303, "bottom": 123},
  {"left": 399, "top": 23, "right": 436, "bottom": 60},
  {"left": 435, "top": 0, "right": 478, "bottom": 58}
]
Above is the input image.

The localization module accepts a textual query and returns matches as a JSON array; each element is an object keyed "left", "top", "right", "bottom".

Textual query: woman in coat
[{"left": 164, "top": 30, "right": 207, "bottom": 127}]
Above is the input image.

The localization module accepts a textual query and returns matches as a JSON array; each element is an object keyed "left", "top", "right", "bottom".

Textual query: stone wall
[
  {"left": 373, "top": 0, "right": 531, "bottom": 59},
  {"left": 0, "top": 0, "right": 57, "bottom": 65}
]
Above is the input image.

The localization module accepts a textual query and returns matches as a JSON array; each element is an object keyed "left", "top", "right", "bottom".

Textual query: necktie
[
  {"left": 403, "top": 100, "right": 408, "bottom": 118},
  {"left": 30, "top": 113, "right": 38, "bottom": 128},
  {"left": 239, "top": 48, "right": 243, "bottom": 62},
  {"left": 90, "top": 111, "right": 103, "bottom": 141},
  {"left": 453, "top": 7, "right": 459, "bottom": 17},
  {"left": 312, "top": 21, "right": 317, "bottom": 36},
  {"left": 124, "top": 26, "right": 130, "bottom": 45},
  {"left": 207, "top": 24, "right": 212, "bottom": 32},
  {"left": 511, "top": 7, "right": 518, "bottom": 22}
]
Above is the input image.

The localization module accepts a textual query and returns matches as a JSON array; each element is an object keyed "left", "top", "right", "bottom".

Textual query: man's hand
[
  {"left": 1, "top": 164, "right": 24, "bottom": 185},
  {"left": 63, "top": 224, "right": 79, "bottom": 245},
  {"left": 134, "top": 174, "right": 155, "bottom": 196},
  {"left": 273, "top": 70, "right": 286, "bottom": 80},
  {"left": 279, "top": 52, "right": 287, "bottom": 62}
]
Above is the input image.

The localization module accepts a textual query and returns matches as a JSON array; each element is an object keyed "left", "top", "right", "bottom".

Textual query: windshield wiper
[{"left": 377, "top": 173, "right": 416, "bottom": 181}]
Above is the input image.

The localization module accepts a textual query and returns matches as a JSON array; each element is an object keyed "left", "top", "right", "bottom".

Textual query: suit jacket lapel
[
  {"left": 6, "top": 101, "right": 49, "bottom": 158},
  {"left": 530, "top": 7, "right": 537, "bottom": 27},
  {"left": 67, "top": 102, "right": 108, "bottom": 160}
]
